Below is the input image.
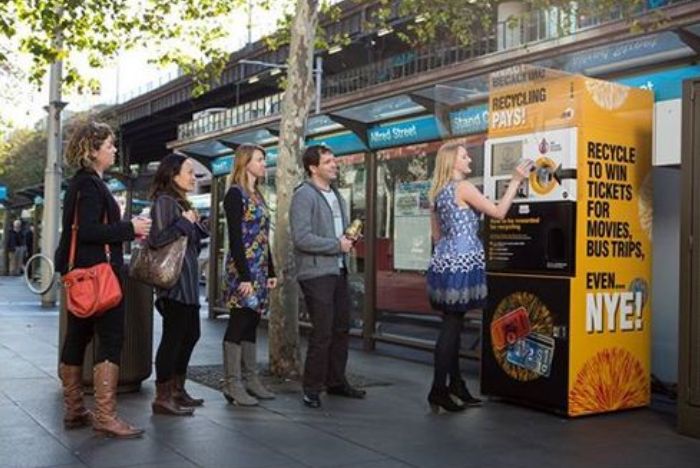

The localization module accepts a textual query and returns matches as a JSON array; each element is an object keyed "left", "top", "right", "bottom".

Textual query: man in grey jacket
[{"left": 290, "top": 145, "right": 366, "bottom": 408}]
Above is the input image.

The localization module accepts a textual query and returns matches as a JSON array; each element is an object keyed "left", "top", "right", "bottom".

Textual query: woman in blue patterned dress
[
  {"left": 222, "top": 144, "right": 277, "bottom": 406},
  {"left": 426, "top": 142, "right": 532, "bottom": 412}
]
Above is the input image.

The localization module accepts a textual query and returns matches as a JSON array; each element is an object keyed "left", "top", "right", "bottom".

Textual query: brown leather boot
[
  {"left": 152, "top": 380, "right": 194, "bottom": 416},
  {"left": 92, "top": 361, "right": 144, "bottom": 438},
  {"left": 59, "top": 363, "right": 92, "bottom": 429},
  {"left": 172, "top": 374, "right": 204, "bottom": 407}
]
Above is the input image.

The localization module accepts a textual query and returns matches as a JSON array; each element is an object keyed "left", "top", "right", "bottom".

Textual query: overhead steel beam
[
  {"left": 408, "top": 92, "right": 452, "bottom": 136},
  {"left": 326, "top": 113, "right": 371, "bottom": 147}
]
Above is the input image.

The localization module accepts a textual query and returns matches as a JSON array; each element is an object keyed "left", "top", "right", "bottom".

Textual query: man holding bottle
[{"left": 290, "top": 144, "right": 365, "bottom": 409}]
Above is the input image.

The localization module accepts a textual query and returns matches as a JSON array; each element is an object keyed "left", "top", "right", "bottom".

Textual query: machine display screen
[
  {"left": 496, "top": 179, "right": 529, "bottom": 199},
  {"left": 491, "top": 141, "right": 523, "bottom": 176}
]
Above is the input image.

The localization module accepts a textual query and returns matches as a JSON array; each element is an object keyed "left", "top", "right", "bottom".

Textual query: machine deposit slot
[{"left": 546, "top": 226, "right": 565, "bottom": 262}]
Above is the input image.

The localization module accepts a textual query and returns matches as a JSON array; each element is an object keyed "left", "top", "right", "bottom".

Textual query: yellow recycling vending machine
[{"left": 480, "top": 66, "right": 653, "bottom": 417}]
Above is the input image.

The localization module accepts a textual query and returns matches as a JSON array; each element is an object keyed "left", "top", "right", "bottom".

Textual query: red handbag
[{"left": 62, "top": 193, "right": 123, "bottom": 318}]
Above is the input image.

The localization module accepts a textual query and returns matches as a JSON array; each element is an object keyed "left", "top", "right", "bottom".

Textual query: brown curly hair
[{"left": 64, "top": 121, "right": 115, "bottom": 169}]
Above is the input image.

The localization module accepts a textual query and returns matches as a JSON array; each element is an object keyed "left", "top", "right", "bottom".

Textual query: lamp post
[
  {"left": 41, "top": 25, "right": 65, "bottom": 308},
  {"left": 239, "top": 57, "right": 323, "bottom": 114}
]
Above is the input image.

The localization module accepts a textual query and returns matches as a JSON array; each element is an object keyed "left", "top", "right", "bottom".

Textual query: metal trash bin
[{"left": 58, "top": 264, "right": 153, "bottom": 393}]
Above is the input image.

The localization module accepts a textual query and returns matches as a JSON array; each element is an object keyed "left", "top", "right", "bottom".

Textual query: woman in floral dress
[
  {"left": 426, "top": 142, "right": 531, "bottom": 413},
  {"left": 222, "top": 144, "right": 277, "bottom": 406}
]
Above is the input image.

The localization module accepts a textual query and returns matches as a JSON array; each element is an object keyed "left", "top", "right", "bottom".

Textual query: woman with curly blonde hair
[{"left": 54, "top": 121, "right": 151, "bottom": 438}]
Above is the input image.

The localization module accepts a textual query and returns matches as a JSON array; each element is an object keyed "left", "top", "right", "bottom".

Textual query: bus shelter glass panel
[
  {"left": 211, "top": 176, "right": 229, "bottom": 316},
  {"left": 336, "top": 153, "right": 366, "bottom": 331},
  {"left": 373, "top": 137, "right": 485, "bottom": 348},
  {"left": 126, "top": 172, "right": 157, "bottom": 254}
]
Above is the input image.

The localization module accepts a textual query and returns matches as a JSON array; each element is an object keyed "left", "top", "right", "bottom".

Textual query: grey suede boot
[
  {"left": 222, "top": 342, "right": 258, "bottom": 406},
  {"left": 241, "top": 341, "right": 275, "bottom": 400}
]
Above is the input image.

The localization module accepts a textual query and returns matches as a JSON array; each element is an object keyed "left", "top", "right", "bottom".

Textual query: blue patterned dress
[
  {"left": 223, "top": 186, "right": 273, "bottom": 315},
  {"left": 426, "top": 182, "right": 487, "bottom": 313}
]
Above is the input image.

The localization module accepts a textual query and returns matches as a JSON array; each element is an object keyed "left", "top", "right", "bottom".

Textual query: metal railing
[
  {"left": 178, "top": 93, "right": 283, "bottom": 140},
  {"left": 115, "top": 68, "right": 185, "bottom": 105},
  {"left": 323, "top": 30, "right": 496, "bottom": 100}
]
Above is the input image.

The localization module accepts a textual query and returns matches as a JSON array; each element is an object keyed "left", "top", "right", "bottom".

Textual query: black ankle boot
[
  {"left": 448, "top": 379, "right": 482, "bottom": 407},
  {"left": 428, "top": 385, "right": 465, "bottom": 413}
]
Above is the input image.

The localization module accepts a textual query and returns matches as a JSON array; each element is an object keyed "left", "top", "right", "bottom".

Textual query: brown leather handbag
[
  {"left": 128, "top": 231, "right": 187, "bottom": 289},
  {"left": 62, "top": 194, "right": 123, "bottom": 318}
]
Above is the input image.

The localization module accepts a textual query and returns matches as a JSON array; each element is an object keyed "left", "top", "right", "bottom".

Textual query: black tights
[
  {"left": 224, "top": 308, "right": 259, "bottom": 344},
  {"left": 155, "top": 298, "right": 201, "bottom": 383},
  {"left": 432, "top": 312, "right": 465, "bottom": 389},
  {"left": 61, "top": 301, "right": 125, "bottom": 366}
]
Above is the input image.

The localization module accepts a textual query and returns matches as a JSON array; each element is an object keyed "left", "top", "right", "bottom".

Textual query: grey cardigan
[{"left": 290, "top": 181, "right": 348, "bottom": 281}]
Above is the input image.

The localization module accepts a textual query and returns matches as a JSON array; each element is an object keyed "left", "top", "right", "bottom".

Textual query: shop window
[{"left": 337, "top": 154, "right": 367, "bottom": 329}]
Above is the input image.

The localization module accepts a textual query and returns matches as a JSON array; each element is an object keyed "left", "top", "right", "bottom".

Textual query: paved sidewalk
[{"left": 1, "top": 275, "right": 699, "bottom": 468}]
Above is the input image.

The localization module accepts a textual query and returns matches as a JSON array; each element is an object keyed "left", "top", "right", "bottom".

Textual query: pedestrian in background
[
  {"left": 7, "top": 219, "right": 26, "bottom": 275},
  {"left": 55, "top": 121, "right": 151, "bottom": 438},
  {"left": 426, "top": 142, "right": 531, "bottom": 413},
  {"left": 148, "top": 153, "right": 209, "bottom": 416},
  {"left": 221, "top": 143, "right": 276, "bottom": 406}
]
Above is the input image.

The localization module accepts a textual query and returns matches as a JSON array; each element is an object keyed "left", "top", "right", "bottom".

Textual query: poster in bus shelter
[{"left": 393, "top": 180, "right": 431, "bottom": 271}]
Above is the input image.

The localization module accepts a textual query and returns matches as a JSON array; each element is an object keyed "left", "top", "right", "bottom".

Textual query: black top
[
  {"left": 24, "top": 229, "right": 33, "bottom": 255},
  {"left": 223, "top": 186, "right": 275, "bottom": 281},
  {"left": 54, "top": 169, "right": 135, "bottom": 275},
  {"left": 6, "top": 229, "right": 24, "bottom": 252},
  {"left": 148, "top": 194, "right": 209, "bottom": 306}
]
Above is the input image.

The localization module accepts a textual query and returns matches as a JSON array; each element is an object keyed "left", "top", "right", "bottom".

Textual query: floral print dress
[{"left": 223, "top": 185, "right": 275, "bottom": 315}]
